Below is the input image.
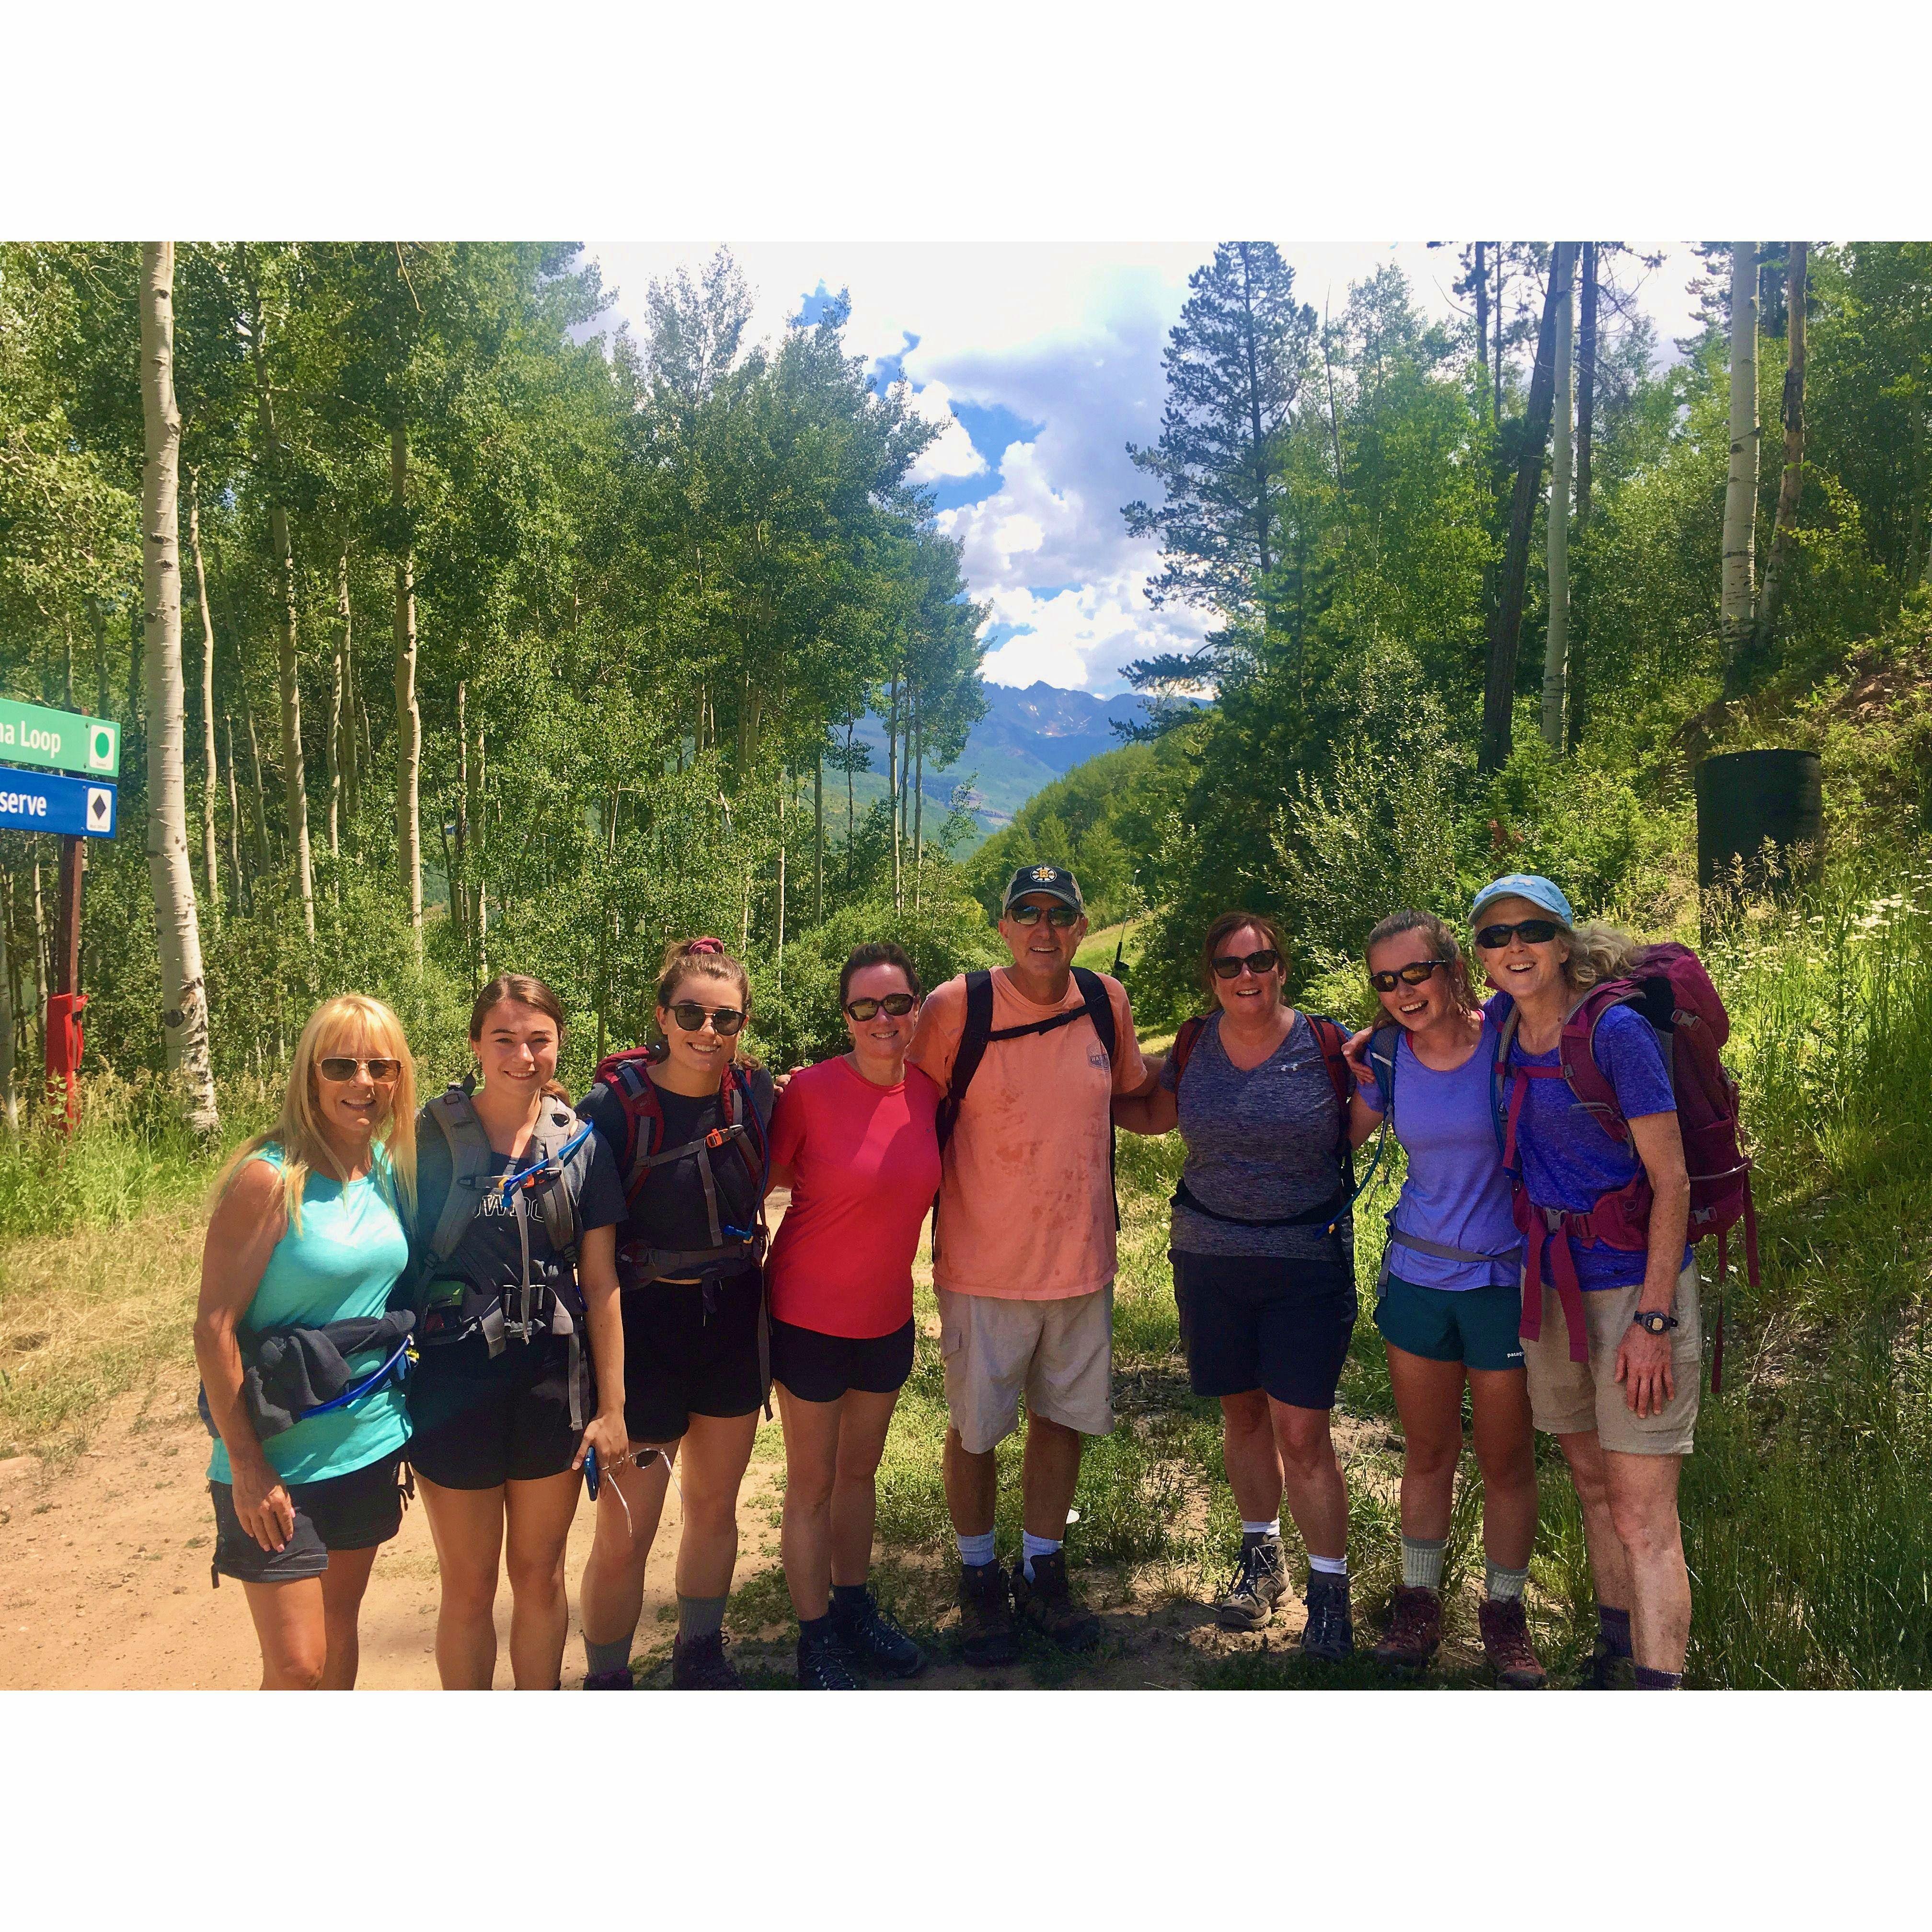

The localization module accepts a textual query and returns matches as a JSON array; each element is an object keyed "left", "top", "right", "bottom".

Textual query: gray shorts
[{"left": 935, "top": 1284, "right": 1114, "bottom": 1455}]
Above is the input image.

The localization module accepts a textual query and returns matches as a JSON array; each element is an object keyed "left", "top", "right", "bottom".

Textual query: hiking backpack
[
  {"left": 1168, "top": 1009, "right": 1369, "bottom": 1235},
  {"left": 933, "top": 966, "right": 1120, "bottom": 1236},
  {"left": 415, "top": 1081, "right": 599, "bottom": 1427},
  {"left": 1492, "top": 942, "right": 1757, "bottom": 1391},
  {"left": 582, "top": 1043, "right": 773, "bottom": 1290}
]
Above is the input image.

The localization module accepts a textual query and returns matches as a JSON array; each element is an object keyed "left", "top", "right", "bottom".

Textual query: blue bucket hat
[{"left": 1469, "top": 873, "right": 1575, "bottom": 928}]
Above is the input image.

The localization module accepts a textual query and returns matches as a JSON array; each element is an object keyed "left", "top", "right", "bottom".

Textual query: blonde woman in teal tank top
[{"left": 195, "top": 995, "right": 419, "bottom": 1690}]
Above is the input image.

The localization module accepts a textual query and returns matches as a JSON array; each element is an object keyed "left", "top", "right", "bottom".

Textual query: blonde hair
[
  {"left": 1365, "top": 908, "right": 1479, "bottom": 1016},
  {"left": 213, "top": 994, "right": 419, "bottom": 1235},
  {"left": 1560, "top": 921, "right": 1642, "bottom": 993}
]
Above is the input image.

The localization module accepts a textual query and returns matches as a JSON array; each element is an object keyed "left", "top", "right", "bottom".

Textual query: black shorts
[
  {"left": 1172, "top": 1250, "right": 1358, "bottom": 1412},
  {"left": 406, "top": 1334, "right": 581, "bottom": 1489},
  {"left": 770, "top": 1316, "right": 915, "bottom": 1403},
  {"left": 209, "top": 1450, "right": 408, "bottom": 1586},
  {"left": 621, "top": 1269, "right": 765, "bottom": 1443}
]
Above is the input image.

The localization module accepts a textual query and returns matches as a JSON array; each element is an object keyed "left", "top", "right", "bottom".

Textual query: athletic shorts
[
  {"left": 406, "top": 1334, "right": 581, "bottom": 1489},
  {"left": 208, "top": 1450, "right": 408, "bottom": 1587},
  {"left": 621, "top": 1268, "right": 765, "bottom": 1443},
  {"left": 1521, "top": 1261, "right": 1702, "bottom": 1455},
  {"left": 936, "top": 1283, "right": 1113, "bottom": 1455},
  {"left": 1376, "top": 1276, "right": 1526, "bottom": 1373},
  {"left": 770, "top": 1316, "right": 915, "bottom": 1404},
  {"left": 1172, "top": 1250, "right": 1357, "bottom": 1411}
]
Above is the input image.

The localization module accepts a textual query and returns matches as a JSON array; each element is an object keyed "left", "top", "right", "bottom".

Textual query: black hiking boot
[
  {"left": 670, "top": 1629, "right": 743, "bottom": 1690},
  {"left": 957, "top": 1560, "right": 1019, "bottom": 1668},
  {"left": 582, "top": 1667, "right": 634, "bottom": 1690},
  {"left": 1217, "top": 1536, "right": 1289, "bottom": 1632},
  {"left": 1371, "top": 1585, "right": 1442, "bottom": 1675},
  {"left": 1012, "top": 1551, "right": 1100, "bottom": 1651},
  {"left": 1583, "top": 1633, "right": 1635, "bottom": 1690},
  {"left": 796, "top": 1629, "right": 863, "bottom": 1690},
  {"left": 1299, "top": 1570, "right": 1355, "bottom": 1662},
  {"left": 830, "top": 1587, "right": 926, "bottom": 1679},
  {"left": 1478, "top": 1598, "right": 1548, "bottom": 1689}
]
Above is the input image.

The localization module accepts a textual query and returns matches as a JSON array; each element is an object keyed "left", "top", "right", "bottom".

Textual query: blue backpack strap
[{"left": 1368, "top": 1024, "right": 1401, "bottom": 1124}]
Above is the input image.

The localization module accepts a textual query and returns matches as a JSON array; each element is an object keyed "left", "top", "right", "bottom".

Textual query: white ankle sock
[
  {"left": 956, "top": 1530, "right": 997, "bottom": 1569},
  {"left": 1308, "top": 1553, "right": 1349, "bottom": 1577},
  {"left": 1241, "top": 1518, "right": 1281, "bottom": 1540},
  {"left": 1021, "top": 1530, "right": 1061, "bottom": 1582}
]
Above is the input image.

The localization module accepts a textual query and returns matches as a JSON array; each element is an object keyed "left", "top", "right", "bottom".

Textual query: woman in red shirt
[{"left": 765, "top": 941, "right": 941, "bottom": 1689}]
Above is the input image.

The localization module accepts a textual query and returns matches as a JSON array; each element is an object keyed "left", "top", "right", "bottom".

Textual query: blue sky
[{"left": 586, "top": 241, "right": 1706, "bottom": 695}]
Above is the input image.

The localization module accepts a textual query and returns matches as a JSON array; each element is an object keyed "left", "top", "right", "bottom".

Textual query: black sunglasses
[
  {"left": 1008, "top": 903, "right": 1080, "bottom": 928},
  {"left": 1369, "top": 959, "right": 1449, "bottom": 993},
  {"left": 845, "top": 993, "right": 918, "bottom": 1021},
  {"left": 1474, "top": 918, "right": 1563, "bottom": 951},
  {"left": 318, "top": 1056, "right": 402, "bottom": 1083},
  {"left": 1211, "top": 947, "right": 1281, "bottom": 980},
  {"left": 668, "top": 1001, "right": 746, "bottom": 1036}
]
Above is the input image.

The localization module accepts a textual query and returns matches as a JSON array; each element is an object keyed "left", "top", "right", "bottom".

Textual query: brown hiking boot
[
  {"left": 1479, "top": 1598, "right": 1549, "bottom": 1689},
  {"left": 1216, "top": 1536, "right": 1288, "bottom": 1631},
  {"left": 957, "top": 1561, "right": 1020, "bottom": 1668},
  {"left": 1372, "top": 1585, "right": 1442, "bottom": 1675},
  {"left": 1011, "top": 1551, "right": 1100, "bottom": 1650}
]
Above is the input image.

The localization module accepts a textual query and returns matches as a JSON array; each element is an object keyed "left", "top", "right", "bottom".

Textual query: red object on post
[{"left": 45, "top": 990, "right": 86, "bottom": 1132}]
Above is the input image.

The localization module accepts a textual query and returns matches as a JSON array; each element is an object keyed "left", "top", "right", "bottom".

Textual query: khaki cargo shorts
[
  {"left": 1521, "top": 1261, "right": 1702, "bottom": 1455},
  {"left": 935, "top": 1283, "right": 1115, "bottom": 1455}
]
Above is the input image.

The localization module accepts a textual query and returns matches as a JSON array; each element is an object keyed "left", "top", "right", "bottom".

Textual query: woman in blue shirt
[
  {"left": 1345, "top": 910, "right": 1542, "bottom": 1688},
  {"left": 195, "top": 994, "right": 418, "bottom": 1690}
]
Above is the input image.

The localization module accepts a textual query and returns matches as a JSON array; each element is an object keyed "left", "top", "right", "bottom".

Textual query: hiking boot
[
  {"left": 1012, "top": 1551, "right": 1100, "bottom": 1651},
  {"left": 1371, "top": 1585, "right": 1442, "bottom": 1675},
  {"left": 830, "top": 1587, "right": 926, "bottom": 1679},
  {"left": 957, "top": 1560, "right": 1020, "bottom": 1668},
  {"left": 1299, "top": 1570, "right": 1355, "bottom": 1662},
  {"left": 796, "top": 1631, "right": 863, "bottom": 1691},
  {"left": 1216, "top": 1536, "right": 1288, "bottom": 1631},
  {"left": 1583, "top": 1633, "right": 1635, "bottom": 1690},
  {"left": 581, "top": 1667, "right": 634, "bottom": 1690},
  {"left": 1478, "top": 1598, "right": 1548, "bottom": 1689},
  {"left": 670, "top": 1629, "right": 743, "bottom": 1690}
]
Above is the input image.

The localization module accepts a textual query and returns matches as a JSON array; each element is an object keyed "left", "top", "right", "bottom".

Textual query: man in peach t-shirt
[{"left": 907, "top": 863, "right": 1155, "bottom": 1665}]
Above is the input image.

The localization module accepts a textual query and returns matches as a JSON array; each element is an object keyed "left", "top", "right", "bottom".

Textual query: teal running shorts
[{"left": 1375, "top": 1275, "right": 1525, "bottom": 1372}]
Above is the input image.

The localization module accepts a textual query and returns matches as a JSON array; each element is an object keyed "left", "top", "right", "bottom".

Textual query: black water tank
[{"left": 1695, "top": 749, "right": 1824, "bottom": 891}]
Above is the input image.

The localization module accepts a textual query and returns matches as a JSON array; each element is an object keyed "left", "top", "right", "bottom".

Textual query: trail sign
[
  {"left": 0, "top": 698, "right": 119, "bottom": 778},
  {"left": 0, "top": 765, "right": 116, "bottom": 839}
]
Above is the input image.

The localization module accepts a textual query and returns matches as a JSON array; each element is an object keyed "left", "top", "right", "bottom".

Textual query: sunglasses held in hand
[
  {"left": 1211, "top": 947, "right": 1280, "bottom": 980},
  {"left": 845, "top": 993, "right": 918, "bottom": 1021},
  {"left": 669, "top": 1002, "right": 746, "bottom": 1035},
  {"left": 1368, "top": 959, "right": 1448, "bottom": 993}
]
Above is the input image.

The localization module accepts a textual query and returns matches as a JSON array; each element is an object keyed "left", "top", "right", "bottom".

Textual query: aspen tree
[
  {"left": 1541, "top": 244, "right": 1576, "bottom": 751},
  {"left": 1720, "top": 243, "right": 1760, "bottom": 672},
  {"left": 186, "top": 470, "right": 222, "bottom": 931}
]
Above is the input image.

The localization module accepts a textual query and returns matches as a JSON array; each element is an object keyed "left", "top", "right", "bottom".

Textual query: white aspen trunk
[
  {"left": 470, "top": 711, "right": 487, "bottom": 978},
  {"left": 338, "top": 549, "right": 358, "bottom": 829},
  {"left": 887, "top": 673, "right": 902, "bottom": 908},
  {"left": 223, "top": 715, "right": 247, "bottom": 911},
  {"left": 1720, "top": 242, "right": 1760, "bottom": 663},
  {"left": 913, "top": 686, "right": 925, "bottom": 910},
  {"left": 454, "top": 679, "right": 471, "bottom": 960},
  {"left": 242, "top": 690, "right": 273, "bottom": 875},
  {"left": 1541, "top": 243, "right": 1575, "bottom": 752},
  {"left": 139, "top": 242, "right": 218, "bottom": 1135},
  {"left": 391, "top": 426, "right": 423, "bottom": 957},
  {"left": 30, "top": 857, "right": 47, "bottom": 1078},
  {"left": 327, "top": 535, "right": 347, "bottom": 858},
  {"left": 774, "top": 765, "right": 787, "bottom": 980},
  {"left": 0, "top": 867, "right": 14, "bottom": 1133},
  {"left": 813, "top": 747, "right": 823, "bottom": 924},
  {"left": 186, "top": 470, "right": 222, "bottom": 932}
]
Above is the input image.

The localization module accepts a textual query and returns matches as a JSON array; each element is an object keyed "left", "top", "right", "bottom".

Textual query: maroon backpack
[{"left": 1495, "top": 942, "right": 1757, "bottom": 1391}]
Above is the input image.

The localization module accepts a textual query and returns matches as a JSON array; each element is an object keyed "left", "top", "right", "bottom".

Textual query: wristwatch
[{"left": 1631, "top": 1310, "right": 1679, "bottom": 1335}]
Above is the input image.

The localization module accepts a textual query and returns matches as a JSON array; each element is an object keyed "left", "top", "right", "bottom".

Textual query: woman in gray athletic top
[{"left": 1115, "top": 910, "right": 1377, "bottom": 1660}]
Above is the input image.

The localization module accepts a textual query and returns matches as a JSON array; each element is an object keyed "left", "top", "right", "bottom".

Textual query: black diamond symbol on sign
[{"left": 89, "top": 794, "right": 108, "bottom": 826}]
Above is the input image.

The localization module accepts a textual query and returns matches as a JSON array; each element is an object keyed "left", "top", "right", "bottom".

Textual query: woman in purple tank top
[{"left": 1343, "top": 910, "right": 1546, "bottom": 1688}]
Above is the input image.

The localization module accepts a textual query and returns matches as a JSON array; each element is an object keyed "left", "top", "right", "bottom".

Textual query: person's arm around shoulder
[
  {"left": 1342, "top": 1026, "right": 1386, "bottom": 1150},
  {"left": 905, "top": 975, "right": 967, "bottom": 1095},
  {"left": 193, "top": 1158, "right": 293, "bottom": 1553},
  {"left": 1113, "top": 1011, "right": 1176, "bottom": 1136},
  {"left": 570, "top": 1131, "right": 630, "bottom": 1469},
  {"left": 764, "top": 1061, "right": 810, "bottom": 1197}
]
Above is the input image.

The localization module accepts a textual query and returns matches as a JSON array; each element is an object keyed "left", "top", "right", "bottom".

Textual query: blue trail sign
[{"left": 0, "top": 764, "right": 117, "bottom": 839}]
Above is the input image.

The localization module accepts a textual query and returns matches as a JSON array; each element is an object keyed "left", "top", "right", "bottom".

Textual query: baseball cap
[
  {"left": 1002, "top": 863, "right": 1084, "bottom": 914},
  {"left": 1469, "top": 873, "right": 1575, "bottom": 928}
]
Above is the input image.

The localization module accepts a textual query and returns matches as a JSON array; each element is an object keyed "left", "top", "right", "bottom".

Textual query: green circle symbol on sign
[{"left": 91, "top": 725, "right": 113, "bottom": 764}]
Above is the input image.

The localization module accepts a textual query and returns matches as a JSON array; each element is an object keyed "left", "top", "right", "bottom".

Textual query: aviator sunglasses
[
  {"left": 1474, "top": 918, "right": 1563, "bottom": 951},
  {"left": 1368, "top": 959, "right": 1449, "bottom": 993},
  {"left": 845, "top": 993, "right": 918, "bottom": 1021},
  {"left": 668, "top": 1001, "right": 747, "bottom": 1036},
  {"left": 1007, "top": 903, "right": 1080, "bottom": 928},
  {"left": 318, "top": 1056, "right": 402, "bottom": 1083},
  {"left": 1211, "top": 947, "right": 1281, "bottom": 980}
]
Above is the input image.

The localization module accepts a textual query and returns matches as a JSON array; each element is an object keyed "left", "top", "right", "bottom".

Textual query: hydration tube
[
  {"left": 717, "top": 1083, "right": 770, "bottom": 1242},
  {"left": 498, "top": 1122, "right": 595, "bottom": 1201},
  {"left": 297, "top": 1335, "right": 415, "bottom": 1421}
]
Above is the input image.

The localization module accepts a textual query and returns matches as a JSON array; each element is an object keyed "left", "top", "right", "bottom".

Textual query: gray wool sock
[
  {"left": 583, "top": 1633, "right": 635, "bottom": 1677},
  {"left": 1401, "top": 1536, "right": 1446, "bottom": 1592},
  {"left": 1484, "top": 1560, "right": 1529, "bottom": 1602},
  {"left": 676, "top": 1592, "right": 728, "bottom": 1643}
]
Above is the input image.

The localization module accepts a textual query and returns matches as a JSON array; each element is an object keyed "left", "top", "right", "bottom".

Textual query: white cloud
[{"left": 900, "top": 374, "right": 985, "bottom": 485}]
